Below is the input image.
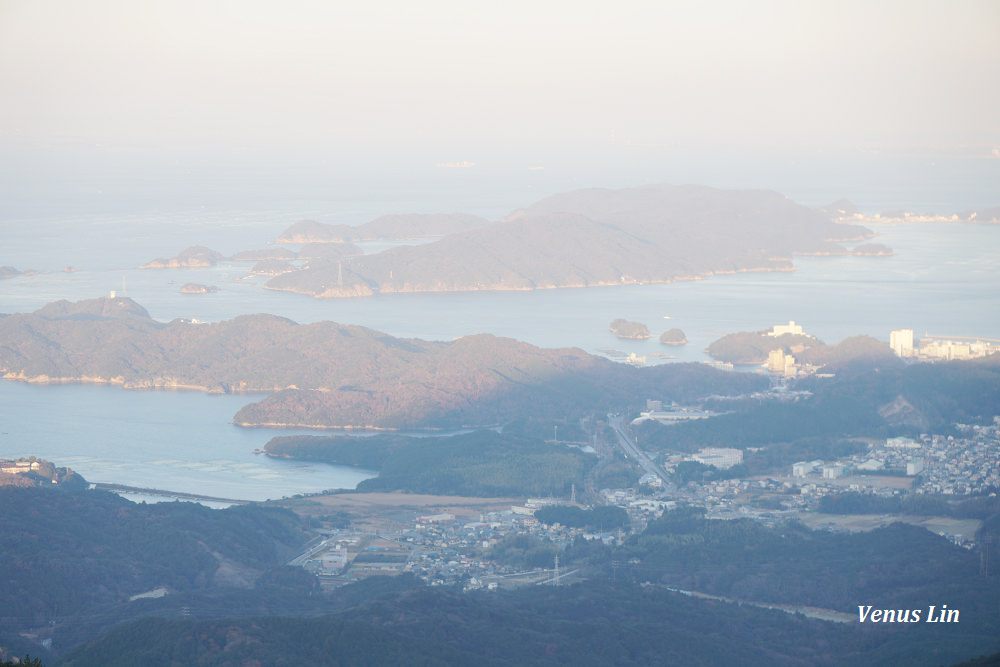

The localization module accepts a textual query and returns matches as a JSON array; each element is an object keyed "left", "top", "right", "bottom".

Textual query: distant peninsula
[
  {"left": 0, "top": 456, "right": 87, "bottom": 489},
  {"left": 706, "top": 330, "right": 821, "bottom": 365},
  {"left": 823, "top": 200, "right": 1000, "bottom": 225},
  {"left": 0, "top": 297, "right": 765, "bottom": 429},
  {"left": 706, "top": 327, "right": 899, "bottom": 372},
  {"left": 264, "top": 184, "right": 876, "bottom": 300}
]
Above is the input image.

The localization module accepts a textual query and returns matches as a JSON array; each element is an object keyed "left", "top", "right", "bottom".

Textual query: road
[
  {"left": 286, "top": 535, "right": 330, "bottom": 567},
  {"left": 608, "top": 414, "right": 669, "bottom": 482}
]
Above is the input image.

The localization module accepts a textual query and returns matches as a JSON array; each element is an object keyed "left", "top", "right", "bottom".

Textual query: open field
[
  {"left": 276, "top": 491, "right": 521, "bottom": 520},
  {"left": 797, "top": 512, "right": 982, "bottom": 539}
]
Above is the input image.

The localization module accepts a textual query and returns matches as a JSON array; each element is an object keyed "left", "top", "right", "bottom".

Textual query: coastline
[
  {"left": 264, "top": 263, "right": 802, "bottom": 300},
  {"left": 236, "top": 419, "right": 498, "bottom": 431},
  {"left": 0, "top": 372, "right": 285, "bottom": 396}
]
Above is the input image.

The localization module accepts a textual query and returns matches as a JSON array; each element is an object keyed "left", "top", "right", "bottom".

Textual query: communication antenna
[
  {"left": 570, "top": 483, "right": 577, "bottom": 505},
  {"left": 553, "top": 554, "right": 559, "bottom": 583}
]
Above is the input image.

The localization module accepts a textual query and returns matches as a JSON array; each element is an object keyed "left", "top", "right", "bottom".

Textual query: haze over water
[
  {"left": 1, "top": 181, "right": 998, "bottom": 502},
  {"left": 2, "top": 187, "right": 998, "bottom": 363}
]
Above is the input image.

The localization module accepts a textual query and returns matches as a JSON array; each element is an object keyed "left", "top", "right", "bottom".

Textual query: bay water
[{"left": 1, "top": 174, "right": 998, "bottom": 502}]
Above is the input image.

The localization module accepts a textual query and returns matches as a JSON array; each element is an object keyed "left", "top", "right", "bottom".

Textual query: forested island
[
  {"left": 262, "top": 184, "right": 878, "bottom": 299},
  {"left": 659, "top": 328, "right": 687, "bottom": 345},
  {"left": 609, "top": 319, "right": 650, "bottom": 340}
]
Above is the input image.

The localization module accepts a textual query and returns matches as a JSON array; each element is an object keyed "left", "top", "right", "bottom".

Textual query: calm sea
[{"left": 0, "top": 381, "right": 375, "bottom": 503}]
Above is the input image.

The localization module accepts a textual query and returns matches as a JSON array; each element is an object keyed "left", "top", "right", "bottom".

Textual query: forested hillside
[{"left": 0, "top": 298, "right": 766, "bottom": 428}]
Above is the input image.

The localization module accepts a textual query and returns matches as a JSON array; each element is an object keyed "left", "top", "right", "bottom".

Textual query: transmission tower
[{"left": 982, "top": 534, "right": 993, "bottom": 577}]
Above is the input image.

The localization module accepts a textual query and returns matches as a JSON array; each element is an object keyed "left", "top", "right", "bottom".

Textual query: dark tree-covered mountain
[
  {"left": 6, "top": 486, "right": 1000, "bottom": 665},
  {"left": 266, "top": 429, "right": 593, "bottom": 497},
  {"left": 0, "top": 486, "right": 307, "bottom": 657},
  {"left": 56, "top": 570, "right": 1000, "bottom": 667}
]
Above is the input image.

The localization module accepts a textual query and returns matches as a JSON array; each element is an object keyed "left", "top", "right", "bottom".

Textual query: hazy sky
[{"left": 1, "top": 0, "right": 998, "bottom": 211}]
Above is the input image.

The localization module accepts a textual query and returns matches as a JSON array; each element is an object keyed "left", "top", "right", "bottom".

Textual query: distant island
[
  {"left": 263, "top": 184, "right": 877, "bottom": 300},
  {"left": 850, "top": 243, "right": 893, "bottom": 256},
  {"left": 141, "top": 246, "right": 223, "bottom": 269},
  {"left": 0, "top": 266, "right": 38, "bottom": 279},
  {"left": 659, "top": 328, "right": 688, "bottom": 346},
  {"left": 276, "top": 220, "right": 358, "bottom": 244},
  {"left": 609, "top": 319, "right": 650, "bottom": 340},
  {"left": 179, "top": 283, "right": 220, "bottom": 294}
]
